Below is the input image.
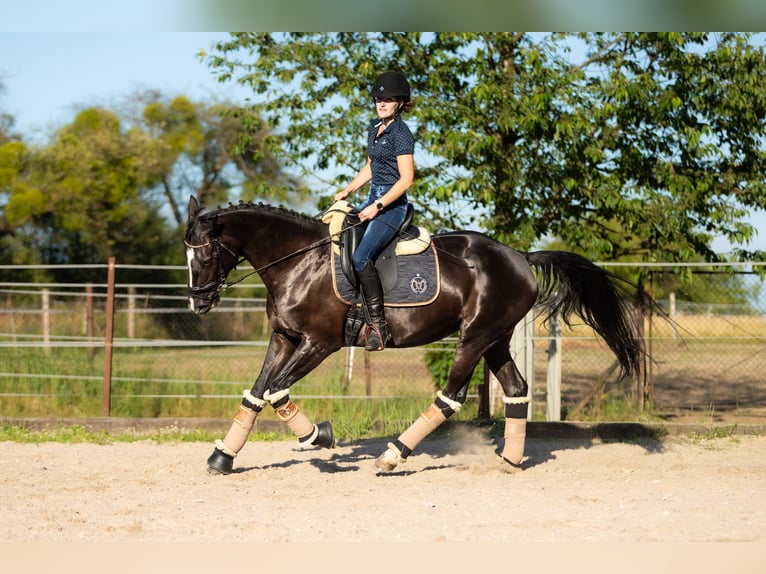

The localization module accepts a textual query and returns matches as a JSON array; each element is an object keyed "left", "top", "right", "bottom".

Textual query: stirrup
[{"left": 363, "top": 323, "right": 389, "bottom": 352}]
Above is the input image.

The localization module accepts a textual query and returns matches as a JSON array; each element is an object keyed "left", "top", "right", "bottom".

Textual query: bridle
[
  {"left": 184, "top": 229, "right": 337, "bottom": 301},
  {"left": 184, "top": 236, "right": 242, "bottom": 301}
]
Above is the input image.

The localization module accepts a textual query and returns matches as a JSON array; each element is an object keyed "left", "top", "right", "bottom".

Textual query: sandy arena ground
[{"left": 1, "top": 426, "right": 764, "bottom": 545}]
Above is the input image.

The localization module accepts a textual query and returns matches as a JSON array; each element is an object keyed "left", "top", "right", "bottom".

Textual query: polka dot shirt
[{"left": 366, "top": 117, "right": 415, "bottom": 187}]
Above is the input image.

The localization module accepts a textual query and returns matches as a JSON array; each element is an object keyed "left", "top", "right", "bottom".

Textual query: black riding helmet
[{"left": 370, "top": 71, "right": 411, "bottom": 101}]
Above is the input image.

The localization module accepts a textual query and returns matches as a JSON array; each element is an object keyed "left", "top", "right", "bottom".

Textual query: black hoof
[
  {"left": 207, "top": 448, "right": 234, "bottom": 475},
  {"left": 314, "top": 421, "right": 336, "bottom": 449}
]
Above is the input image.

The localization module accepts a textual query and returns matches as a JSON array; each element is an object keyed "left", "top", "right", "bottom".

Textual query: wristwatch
[{"left": 375, "top": 201, "right": 384, "bottom": 211}]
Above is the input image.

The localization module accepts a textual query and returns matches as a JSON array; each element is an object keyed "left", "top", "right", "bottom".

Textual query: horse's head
[{"left": 184, "top": 196, "right": 239, "bottom": 315}]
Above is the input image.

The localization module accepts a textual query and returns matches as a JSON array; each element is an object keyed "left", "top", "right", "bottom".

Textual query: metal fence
[{"left": 1, "top": 261, "right": 765, "bottom": 422}]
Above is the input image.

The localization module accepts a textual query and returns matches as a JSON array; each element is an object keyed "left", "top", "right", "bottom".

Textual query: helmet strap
[{"left": 374, "top": 101, "right": 403, "bottom": 126}]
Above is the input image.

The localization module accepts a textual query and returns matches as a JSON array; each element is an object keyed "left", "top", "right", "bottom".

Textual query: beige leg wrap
[
  {"left": 399, "top": 403, "right": 447, "bottom": 451},
  {"left": 275, "top": 399, "right": 315, "bottom": 440},
  {"left": 217, "top": 404, "right": 258, "bottom": 457},
  {"left": 501, "top": 418, "right": 527, "bottom": 465},
  {"left": 501, "top": 395, "right": 529, "bottom": 465}
]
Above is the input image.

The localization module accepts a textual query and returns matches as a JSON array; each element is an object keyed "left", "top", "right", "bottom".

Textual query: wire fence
[{"left": 1, "top": 262, "right": 765, "bottom": 422}]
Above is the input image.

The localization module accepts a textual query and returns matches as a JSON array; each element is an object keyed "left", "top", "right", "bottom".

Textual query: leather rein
[
  {"left": 184, "top": 205, "right": 468, "bottom": 301},
  {"left": 184, "top": 234, "right": 335, "bottom": 299}
]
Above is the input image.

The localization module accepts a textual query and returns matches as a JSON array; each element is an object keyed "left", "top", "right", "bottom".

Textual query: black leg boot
[{"left": 357, "top": 261, "right": 391, "bottom": 351}]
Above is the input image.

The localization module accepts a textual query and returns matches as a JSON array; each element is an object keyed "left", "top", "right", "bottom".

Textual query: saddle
[
  {"left": 322, "top": 200, "right": 432, "bottom": 291},
  {"left": 322, "top": 201, "right": 439, "bottom": 347}
]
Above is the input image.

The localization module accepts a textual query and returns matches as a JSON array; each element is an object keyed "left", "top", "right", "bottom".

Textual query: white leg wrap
[
  {"left": 503, "top": 395, "right": 531, "bottom": 405},
  {"left": 243, "top": 389, "right": 267, "bottom": 408},
  {"left": 436, "top": 390, "right": 463, "bottom": 413},
  {"left": 501, "top": 418, "right": 527, "bottom": 465},
  {"left": 374, "top": 442, "right": 406, "bottom": 473},
  {"left": 263, "top": 388, "right": 290, "bottom": 405}
]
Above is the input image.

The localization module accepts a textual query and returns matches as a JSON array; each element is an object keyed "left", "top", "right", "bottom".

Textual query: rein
[
  {"left": 185, "top": 234, "right": 336, "bottom": 296},
  {"left": 187, "top": 205, "right": 474, "bottom": 300}
]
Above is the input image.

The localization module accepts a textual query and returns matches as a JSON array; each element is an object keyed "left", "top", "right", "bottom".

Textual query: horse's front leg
[
  {"left": 262, "top": 387, "right": 335, "bottom": 450},
  {"left": 206, "top": 331, "right": 294, "bottom": 474},
  {"left": 207, "top": 331, "right": 335, "bottom": 475}
]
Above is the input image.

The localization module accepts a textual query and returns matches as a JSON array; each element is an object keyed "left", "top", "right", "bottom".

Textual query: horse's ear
[{"left": 188, "top": 196, "right": 200, "bottom": 224}]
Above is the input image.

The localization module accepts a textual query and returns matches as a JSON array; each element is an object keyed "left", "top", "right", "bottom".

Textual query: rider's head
[{"left": 370, "top": 71, "right": 414, "bottom": 116}]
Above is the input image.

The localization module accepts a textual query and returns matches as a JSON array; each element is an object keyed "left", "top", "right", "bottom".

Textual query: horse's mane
[{"left": 199, "top": 201, "right": 323, "bottom": 229}]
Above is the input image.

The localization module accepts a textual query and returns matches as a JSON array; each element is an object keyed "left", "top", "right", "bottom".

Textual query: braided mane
[{"left": 199, "top": 201, "right": 324, "bottom": 230}]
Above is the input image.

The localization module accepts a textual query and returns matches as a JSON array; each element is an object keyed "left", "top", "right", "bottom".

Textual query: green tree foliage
[
  {"left": 0, "top": 80, "right": 39, "bottom": 280},
  {"left": 126, "top": 92, "right": 307, "bottom": 224},
  {"left": 206, "top": 32, "right": 766, "bottom": 264},
  {"left": 1, "top": 107, "right": 171, "bottom": 280},
  {"left": 0, "top": 93, "right": 301, "bottom": 277}
]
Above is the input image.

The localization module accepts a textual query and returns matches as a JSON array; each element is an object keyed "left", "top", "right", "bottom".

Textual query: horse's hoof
[
  {"left": 373, "top": 447, "right": 400, "bottom": 474},
  {"left": 206, "top": 448, "right": 234, "bottom": 475},
  {"left": 314, "top": 421, "right": 336, "bottom": 449}
]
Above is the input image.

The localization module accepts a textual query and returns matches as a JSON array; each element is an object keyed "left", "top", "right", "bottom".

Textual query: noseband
[{"left": 184, "top": 236, "right": 240, "bottom": 300}]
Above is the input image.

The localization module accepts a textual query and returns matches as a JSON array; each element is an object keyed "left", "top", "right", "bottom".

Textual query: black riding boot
[{"left": 357, "top": 261, "right": 391, "bottom": 351}]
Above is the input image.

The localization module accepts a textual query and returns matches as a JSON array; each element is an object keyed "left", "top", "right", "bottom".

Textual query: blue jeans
[{"left": 353, "top": 185, "right": 408, "bottom": 272}]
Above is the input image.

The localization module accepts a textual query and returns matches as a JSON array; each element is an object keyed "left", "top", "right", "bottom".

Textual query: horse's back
[{"left": 433, "top": 231, "right": 538, "bottom": 305}]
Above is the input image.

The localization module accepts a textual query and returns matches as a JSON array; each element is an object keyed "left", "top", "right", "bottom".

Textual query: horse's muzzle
[
  {"left": 188, "top": 284, "right": 221, "bottom": 315},
  {"left": 188, "top": 295, "right": 219, "bottom": 315},
  {"left": 189, "top": 298, "right": 214, "bottom": 315}
]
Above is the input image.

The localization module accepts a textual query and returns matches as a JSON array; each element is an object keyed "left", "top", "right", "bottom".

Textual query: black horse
[{"left": 184, "top": 196, "right": 643, "bottom": 474}]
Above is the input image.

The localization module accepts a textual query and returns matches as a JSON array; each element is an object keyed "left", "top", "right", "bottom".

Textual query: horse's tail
[{"left": 525, "top": 250, "right": 644, "bottom": 379}]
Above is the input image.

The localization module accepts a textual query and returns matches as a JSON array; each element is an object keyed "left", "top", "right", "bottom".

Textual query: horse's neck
[{"left": 232, "top": 209, "right": 325, "bottom": 276}]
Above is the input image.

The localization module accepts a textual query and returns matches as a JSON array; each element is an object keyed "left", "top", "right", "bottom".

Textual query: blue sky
[
  {"left": 1, "top": 31, "right": 764, "bottom": 253},
  {"left": 0, "top": 32, "right": 248, "bottom": 142}
]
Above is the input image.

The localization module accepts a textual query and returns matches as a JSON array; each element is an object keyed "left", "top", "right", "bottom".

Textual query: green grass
[
  {"left": 0, "top": 424, "right": 118, "bottom": 444},
  {"left": 684, "top": 424, "right": 763, "bottom": 443},
  {"left": 0, "top": 422, "right": 297, "bottom": 444}
]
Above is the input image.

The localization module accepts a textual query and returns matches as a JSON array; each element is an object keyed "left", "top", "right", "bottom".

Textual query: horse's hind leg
[
  {"left": 374, "top": 343, "right": 481, "bottom": 473},
  {"left": 374, "top": 390, "right": 464, "bottom": 473},
  {"left": 484, "top": 338, "right": 530, "bottom": 466}
]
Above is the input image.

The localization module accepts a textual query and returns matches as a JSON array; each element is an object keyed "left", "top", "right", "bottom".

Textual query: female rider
[{"left": 334, "top": 71, "right": 415, "bottom": 351}]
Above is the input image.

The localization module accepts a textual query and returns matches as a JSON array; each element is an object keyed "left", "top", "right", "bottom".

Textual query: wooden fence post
[
  {"left": 86, "top": 283, "right": 94, "bottom": 363},
  {"left": 102, "top": 257, "right": 116, "bottom": 417},
  {"left": 42, "top": 288, "right": 50, "bottom": 355},
  {"left": 127, "top": 286, "right": 136, "bottom": 339}
]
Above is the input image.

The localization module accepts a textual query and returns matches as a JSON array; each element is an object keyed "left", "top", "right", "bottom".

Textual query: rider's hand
[{"left": 358, "top": 204, "right": 379, "bottom": 222}]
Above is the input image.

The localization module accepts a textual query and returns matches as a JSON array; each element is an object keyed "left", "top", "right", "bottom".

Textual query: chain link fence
[{"left": 1, "top": 262, "right": 764, "bottom": 422}]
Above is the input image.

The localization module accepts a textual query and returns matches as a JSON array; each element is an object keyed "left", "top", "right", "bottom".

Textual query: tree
[
  {"left": 206, "top": 32, "right": 766, "bottom": 264},
  {"left": 124, "top": 92, "right": 308, "bottom": 225},
  {"left": 0, "top": 78, "right": 16, "bottom": 145},
  {"left": 0, "top": 107, "right": 174, "bottom": 280},
  {"left": 0, "top": 93, "right": 305, "bottom": 275}
]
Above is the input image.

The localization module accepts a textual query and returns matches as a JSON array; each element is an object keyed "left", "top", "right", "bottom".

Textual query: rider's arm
[{"left": 334, "top": 158, "right": 372, "bottom": 202}]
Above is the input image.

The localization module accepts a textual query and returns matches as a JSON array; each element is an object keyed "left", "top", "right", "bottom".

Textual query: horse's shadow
[
  {"left": 226, "top": 423, "right": 666, "bottom": 476},
  {"left": 226, "top": 439, "right": 382, "bottom": 474}
]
